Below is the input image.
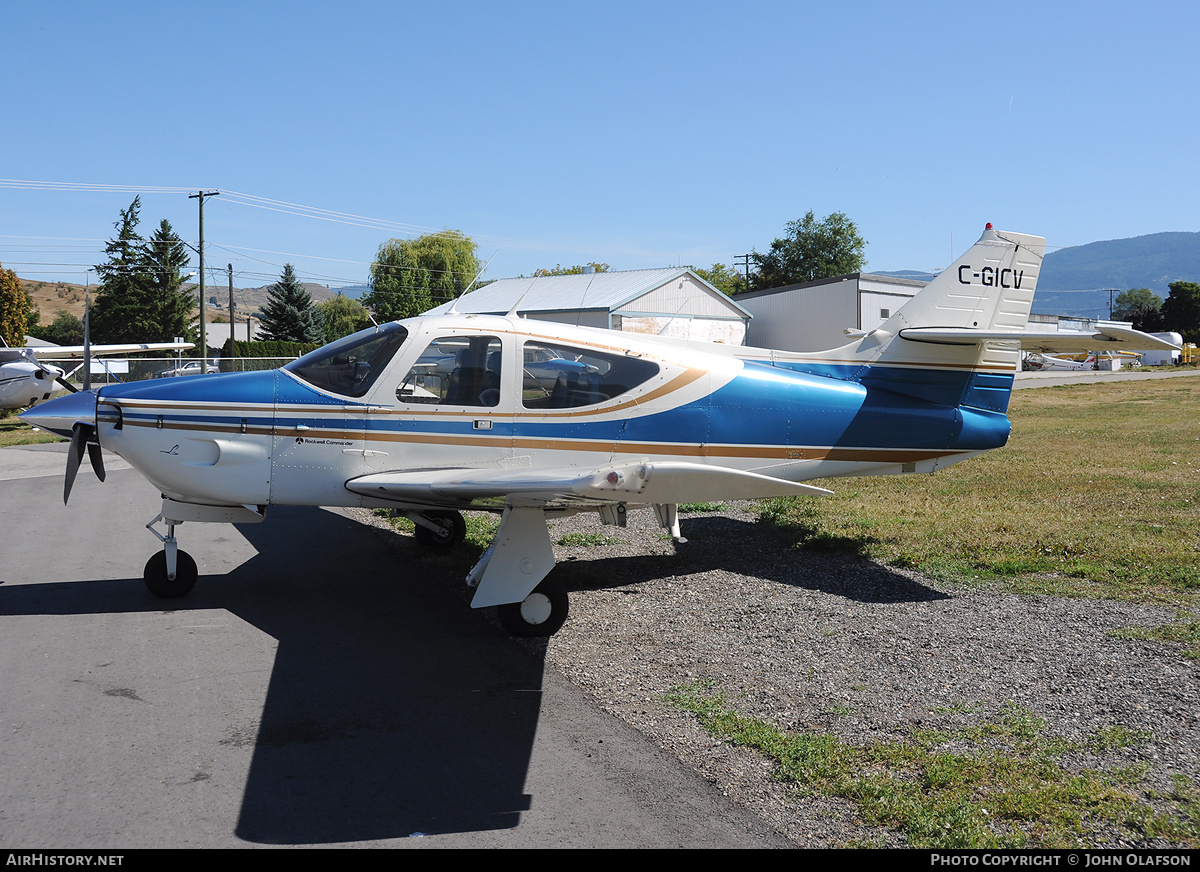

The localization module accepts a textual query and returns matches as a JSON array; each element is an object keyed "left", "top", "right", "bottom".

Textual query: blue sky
[{"left": 3, "top": 1, "right": 1196, "bottom": 292}]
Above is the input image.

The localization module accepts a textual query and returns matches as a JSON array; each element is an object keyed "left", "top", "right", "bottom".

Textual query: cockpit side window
[
  {"left": 283, "top": 323, "right": 408, "bottom": 398},
  {"left": 397, "top": 335, "right": 503, "bottom": 407},
  {"left": 521, "top": 341, "right": 659, "bottom": 409}
]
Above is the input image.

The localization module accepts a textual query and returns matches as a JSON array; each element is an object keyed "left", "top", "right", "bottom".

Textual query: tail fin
[{"left": 811, "top": 225, "right": 1046, "bottom": 409}]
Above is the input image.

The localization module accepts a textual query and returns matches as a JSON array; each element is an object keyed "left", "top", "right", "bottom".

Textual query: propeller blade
[
  {"left": 87, "top": 441, "right": 106, "bottom": 482},
  {"left": 55, "top": 376, "right": 79, "bottom": 394},
  {"left": 64, "top": 424, "right": 87, "bottom": 504}
]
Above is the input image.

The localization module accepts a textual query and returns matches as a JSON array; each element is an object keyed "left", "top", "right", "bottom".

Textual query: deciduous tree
[
  {"left": 750, "top": 211, "right": 867, "bottom": 289},
  {"left": 29, "top": 310, "right": 85, "bottom": 346},
  {"left": 530, "top": 262, "right": 610, "bottom": 276},
  {"left": 0, "top": 262, "right": 30, "bottom": 347},
  {"left": 1161, "top": 281, "right": 1200, "bottom": 344},
  {"left": 317, "top": 294, "right": 372, "bottom": 341},
  {"left": 692, "top": 263, "right": 747, "bottom": 296},
  {"left": 364, "top": 231, "right": 480, "bottom": 320},
  {"left": 1111, "top": 288, "right": 1163, "bottom": 333}
]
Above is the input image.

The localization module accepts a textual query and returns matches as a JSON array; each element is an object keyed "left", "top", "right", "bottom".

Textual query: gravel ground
[{"left": 354, "top": 502, "right": 1200, "bottom": 848}]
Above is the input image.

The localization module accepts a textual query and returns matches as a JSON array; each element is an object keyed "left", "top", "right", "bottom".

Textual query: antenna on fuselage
[
  {"left": 447, "top": 250, "right": 498, "bottom": 315},
  {"left": 506, "top": 279, "right": 537, "bottom": 317}
]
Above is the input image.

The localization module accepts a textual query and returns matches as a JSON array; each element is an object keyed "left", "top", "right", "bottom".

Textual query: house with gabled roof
[{"left": 424, "top": 267, "right": 752, "bottom": 345}]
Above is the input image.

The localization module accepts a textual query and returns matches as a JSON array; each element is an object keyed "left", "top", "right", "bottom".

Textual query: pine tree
[
  {"left": 90, "top": 200, "right": 197, "bottom": 343},
  {"left": 90, "top": 197, "right": 157, "bottom": 343},
  {"left": 143, "top": 219, "right": 196, "bottom": 342},
  {"left": 259, "top": 264, "right": 324, "bottom": 343}
]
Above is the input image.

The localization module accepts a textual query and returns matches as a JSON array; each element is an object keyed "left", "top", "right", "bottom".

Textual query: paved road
[
  {"left": 1014, "top": 367, "right": 1200, "bottom": 388},
  {"left": 0, "top": 445, "right": 788, "bottom": 849}
]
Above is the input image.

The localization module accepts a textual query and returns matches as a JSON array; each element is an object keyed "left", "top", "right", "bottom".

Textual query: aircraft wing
[
  {"left": 346, "top": 460, "right": 831, "bottom": 509},
  {"left": 29, "top": 341, "right": 196, "bottom": 359},
  {"left": 898, "top": 326, "right": 1179, "bottom": 353}
]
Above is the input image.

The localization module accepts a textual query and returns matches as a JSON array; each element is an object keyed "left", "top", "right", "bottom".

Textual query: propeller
[{"left": 64, "top": 422, "right": 105, "bottom": 504}]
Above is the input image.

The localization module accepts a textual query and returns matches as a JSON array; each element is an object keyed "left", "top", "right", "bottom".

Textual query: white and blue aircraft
[{"left": 20, "top": 226, "right": 1176, "bottom": 636}]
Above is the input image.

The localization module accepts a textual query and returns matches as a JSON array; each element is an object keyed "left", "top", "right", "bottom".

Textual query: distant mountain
[
  {"left": 883, "top": 232, "right": 1200, "bottom": 319},
  {"left": 188, "top": 281, "right": 337, "bottom": 316},
  {"left": 1033, "top": 231, "right": 1200, "bottom": 318}
]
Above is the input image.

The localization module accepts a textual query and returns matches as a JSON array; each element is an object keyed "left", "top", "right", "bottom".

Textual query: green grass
[
  {"left": 556, "top": 532, "right": 619, "bottom": 547},
  {"left": 0, "top": 410, "right": 62, "bottom": 446},
  {"left": 757, "top": 380, "right": 1200, "bottom": 602},
  {"left": 665, "top": 683, "right": 1199, "bottom": 849},
  {"left": 372, "top": 508, "right": 499, "bottom": 552},
  {"left": 1111, "top": 614, "right": 1200, "bottom": 659}
]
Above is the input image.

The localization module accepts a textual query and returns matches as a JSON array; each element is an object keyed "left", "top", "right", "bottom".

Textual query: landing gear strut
[
  {"left": 141, "top": 500, "right": 266, "bottom": 600},
  {"left": 143, "top": 516, "right": 198, "bottom": 598},
  {"left": 411, "top": 510, "right": 466, "bottom": 548}
]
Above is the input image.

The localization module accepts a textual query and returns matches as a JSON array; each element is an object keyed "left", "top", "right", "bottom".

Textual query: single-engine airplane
[
  {"left": 21, "top": 226, "right": 1178, "bottom": 636},
  {"left": 1, "top": 338, "right": 195, "bottom": 410}
]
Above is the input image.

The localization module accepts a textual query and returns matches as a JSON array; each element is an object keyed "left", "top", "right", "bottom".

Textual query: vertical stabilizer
[
  {"left": 812, "top": 226, "right": 1045, "bottom": 374},
  {"left": 884, "top": 225, "right": 1045, "bottom": 337}
]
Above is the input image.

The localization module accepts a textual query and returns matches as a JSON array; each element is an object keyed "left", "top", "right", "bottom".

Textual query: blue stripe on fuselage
[{"left": 502, "top": 362, "right": 1012, "bottom": 452}]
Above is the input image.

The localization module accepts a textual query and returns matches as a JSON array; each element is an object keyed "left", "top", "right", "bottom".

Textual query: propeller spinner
[{"left": 18, "top": 389, "right": 105, "bottom": 503}]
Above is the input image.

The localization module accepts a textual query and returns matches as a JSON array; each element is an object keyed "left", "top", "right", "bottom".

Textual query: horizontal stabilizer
[
  {"left": 347, "top": 460, "right": 831, "bottom": 508},
  {"left": 898, "top": 326, "right": 1180, "bottom": 353}
]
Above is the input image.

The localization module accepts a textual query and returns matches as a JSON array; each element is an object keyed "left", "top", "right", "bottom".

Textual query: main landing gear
[
  {"left": 409, "top": 510, "right": 467, "bottom": 549},
  {"left": 409, "top": 507, "right": 567, "bottom": 637},
  {"left": 497, "top": 576, "right": 569, "bottom": 637}
]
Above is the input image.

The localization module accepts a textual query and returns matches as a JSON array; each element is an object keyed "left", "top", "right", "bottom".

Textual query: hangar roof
[{"left": 425, "top": 268, "right": 751, "bottom": 318}]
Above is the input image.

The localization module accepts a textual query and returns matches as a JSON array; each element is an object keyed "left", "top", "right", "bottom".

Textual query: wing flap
[
  {"left": 899, "top": 326, "right": 1179, "bottom": 353},
  {"left": 346, "top": 460, "right": 831, "bottom": 508}
]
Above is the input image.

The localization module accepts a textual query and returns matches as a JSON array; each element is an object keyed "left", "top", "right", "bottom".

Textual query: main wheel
[
  {"left": 413, "top": 510, "right": 466, "bottom": 549},
  {"left": 497, "top": 577, "right": 569, "bottom": 637},
  {"left": 143, "top": 550, "right": 198, "bottom": 598}
]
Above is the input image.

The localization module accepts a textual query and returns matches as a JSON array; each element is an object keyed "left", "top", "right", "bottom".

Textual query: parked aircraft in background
[
  {"left": 0, "top": 338, "right": 194, "bottom": 410},
  {"left": 1023, "top": 350, "right": 1143, "bottom": 372},
  {"left": 22, "top": 226, "right": 1177, "bottom": 636}
]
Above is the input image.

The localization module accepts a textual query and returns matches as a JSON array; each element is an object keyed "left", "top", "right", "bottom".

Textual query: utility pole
[
  {"left": 734, "top": 253, "right": 752, "bottom": 293},
  {"left": 83, "top": 272, "right": 91, "bottom": 391},
  {"left": 228, "top": 263, "right": 234, "bottom": 356},
  {"left": 188, "top": 190, "right": 220, "bottom": 361}
]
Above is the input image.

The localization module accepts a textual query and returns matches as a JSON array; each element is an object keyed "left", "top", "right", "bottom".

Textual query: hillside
[
  {"left": 20, "top": 277, "right": 337, "bottom": 327},
  {"left": 883, "top": 232, "right": 1200, "bottom": 319},
  {"left": 1039, "top": 231, "right": 1200, "bottom": 294}
]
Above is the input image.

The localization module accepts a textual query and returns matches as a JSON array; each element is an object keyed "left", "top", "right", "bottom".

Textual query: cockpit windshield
[
  {"left": 0, "top": 348, "right": 37, "bottom": 364},
  {"left": 284, "top": 322, "right": 408, "bottom": 398}
]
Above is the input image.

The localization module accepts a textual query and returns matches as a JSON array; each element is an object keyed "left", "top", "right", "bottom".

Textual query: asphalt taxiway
[{"left": 0, "top": 443, "right": 787, "bottom": 848}]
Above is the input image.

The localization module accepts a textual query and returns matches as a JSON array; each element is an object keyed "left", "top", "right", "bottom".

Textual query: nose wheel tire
[
  {"left": 143, "top": 550, "right": 198, "bottom": 599},
  {"left": 414, "top": 510, "right": 467, "bottom": 549},
  {"left": 497, "top": 577, "right": 569, "bottom": 637}
]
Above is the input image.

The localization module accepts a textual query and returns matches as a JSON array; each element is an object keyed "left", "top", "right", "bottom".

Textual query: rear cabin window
[
  {"left": 521, "top": 341, "right": 659, "bottom": 409},
  {"left": 284, "top": 323, "right": 408, "bottom": 398},
  {"left": 397, "top": 335, "right": 503, "bottom": 407}
]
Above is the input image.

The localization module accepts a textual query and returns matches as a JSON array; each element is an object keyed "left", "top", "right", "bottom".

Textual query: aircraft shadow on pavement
[
  {"left": 555, "top": 514, "right": 950, "bottom": 605},
  {"left": 0, "top": 504, "right": 546, "bottom": 844}
]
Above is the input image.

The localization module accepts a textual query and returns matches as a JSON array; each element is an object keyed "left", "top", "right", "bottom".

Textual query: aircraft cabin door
[{"left": 366, "top": 332, "right": 515, "bottom": 474}]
